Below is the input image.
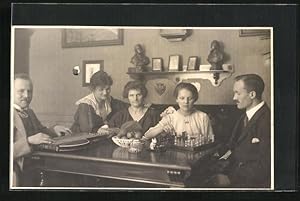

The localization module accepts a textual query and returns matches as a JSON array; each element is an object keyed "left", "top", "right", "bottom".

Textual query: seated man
[
  {"left": 13, "top": 73, "right": 71, "bottom": 187},
  {"left": 185, "top": 74, "right": 271, "bottom": 188}
]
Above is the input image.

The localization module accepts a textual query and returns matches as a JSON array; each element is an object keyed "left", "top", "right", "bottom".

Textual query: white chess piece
[{"left": 150, "top": 138, "right": 157, "bottom": 150}]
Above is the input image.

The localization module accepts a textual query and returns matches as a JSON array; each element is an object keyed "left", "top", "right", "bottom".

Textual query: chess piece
[
  {"left": 174, "top": 136, "right": 178, "bottom": 145},
  {"left": 207, "top": 40, "right": 224, "bottom": 70},
  {"left": 150, "top": 138, "right": 157, "bottom": 150},
  {"left": 130, "top": 44, "right": 150, "bottom": 72}
]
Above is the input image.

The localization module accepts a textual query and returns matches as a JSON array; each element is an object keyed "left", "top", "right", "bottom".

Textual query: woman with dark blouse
[
  {"left": 71, "top": 71, "right": 128, "bottom": 133},
  {"left": 108, "top": 81, "right": 160, "bottom": 134}
]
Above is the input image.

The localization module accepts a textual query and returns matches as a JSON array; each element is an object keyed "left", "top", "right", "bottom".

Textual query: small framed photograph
[
  {"left": 168, "top": 55, "right": 181, "bottom": 71},
  {"left": 82, "top": 60, "right": 104, "bottom": 86},
  {"left": 152, "top": 58, "right": 163, "bottom": 71},
  {"left": 187, "top": 56, "right": 199, "bottom": 70}
]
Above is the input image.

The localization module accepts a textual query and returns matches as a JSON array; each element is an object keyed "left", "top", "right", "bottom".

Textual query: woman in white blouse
[{"left": 143, "top": 82, "right": 214, "bottom": 143}]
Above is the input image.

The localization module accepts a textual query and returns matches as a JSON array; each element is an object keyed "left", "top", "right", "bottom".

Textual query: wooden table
[{"left": 31, "top": 139, "right": 219, "bottom": 188}]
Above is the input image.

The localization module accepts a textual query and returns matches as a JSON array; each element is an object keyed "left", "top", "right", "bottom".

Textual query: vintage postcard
[{"left": 11, "top": 25, "right": 274, "bottom": 191}]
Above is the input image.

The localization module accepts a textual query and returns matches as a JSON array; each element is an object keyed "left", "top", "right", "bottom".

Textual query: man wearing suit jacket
[
  {"left": 13, "top": 73, "right": 71, "bottom": 187},
  {"left": 209, "top": 74, "right": 271, "bottom": 188},
  {"left": 185, "top": 74, "right": 271, "bottom": 188}
]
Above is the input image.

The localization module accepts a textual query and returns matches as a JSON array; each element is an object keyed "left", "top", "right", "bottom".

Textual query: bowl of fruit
[
  {"left": 112, "top": 136, "right": 135, "bottom": 148},
  {"left": 111, "top": 121, "right": 144, "bottom": 149}
]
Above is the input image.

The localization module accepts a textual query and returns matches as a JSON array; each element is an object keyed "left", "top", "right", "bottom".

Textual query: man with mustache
[
  {"left": 13, "top": 73, "right": 71, "bottom": 186},
  {"left": 186, "top": 74, "right": 271, "bottom": 188}
]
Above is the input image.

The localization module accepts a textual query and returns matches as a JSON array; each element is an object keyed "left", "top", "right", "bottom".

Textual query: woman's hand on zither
[
  {"left": 53, "top": 125, "right": 72, "bottom": 136},
  {"left": 97, "top": 126, "right": 112, "bottom": 137}
]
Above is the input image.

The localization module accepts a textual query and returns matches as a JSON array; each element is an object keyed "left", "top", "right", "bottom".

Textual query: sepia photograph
[
  {"left": 82, "top": 60, "right": 104, "bottom": 86},
  {"left": 187, "top": 56, "right": 199, "bottom": 70},
  {"left": 152, "top": 58, "right": 163, "bottom": 71},
  {"left": 11, "top": 26, "right": 273, "bottom": 191},
  {"left": 168, "top": 55, "right": 181, "bottom": 71}
]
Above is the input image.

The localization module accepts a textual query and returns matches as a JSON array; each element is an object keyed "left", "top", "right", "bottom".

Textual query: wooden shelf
[{"left": 127, "top": 64, "right": 234, "bottom": 87}]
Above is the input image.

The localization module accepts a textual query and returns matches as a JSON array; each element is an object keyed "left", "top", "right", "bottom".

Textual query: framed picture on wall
[
  {"left": 187, "top": 56, "right": 199, "bottom": 70},
  {"left": 168, "top": 55, "right": 181, "bottom": 71},
  {"left": 82, "top": 60, "right": 104, "bottom": 86},
  {"left": 152, "top": 58, "right": 163, "bottom": 71},
  {"left": 239, "top": 29, "right": 270, "bottom": 37},
  {"left": 62, "top": 29, "right": 123, "bottom": 48}
]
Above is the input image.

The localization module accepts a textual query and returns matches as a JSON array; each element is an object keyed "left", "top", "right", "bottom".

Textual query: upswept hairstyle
[
  {"left": 122, "top": 81, "right": 148, "bottom": 98},
  {"left": 173, "top": 82, "right": 199, "bottom": 102},
  {"left": 89, "top": 71, "right": 113, "bottom": 91}
]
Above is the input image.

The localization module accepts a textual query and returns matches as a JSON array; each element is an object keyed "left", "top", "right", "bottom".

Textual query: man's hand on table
[{"left": 28, "top": 133, "right": 53, "bottom": 145}]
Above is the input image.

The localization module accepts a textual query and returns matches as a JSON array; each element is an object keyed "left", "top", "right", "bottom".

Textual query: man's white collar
[
  {"left": 13, "top": 104, "right": 28, "bottom": 111},
  {"left": 246, "top": 101, "right": 265, "bottom": 121}
]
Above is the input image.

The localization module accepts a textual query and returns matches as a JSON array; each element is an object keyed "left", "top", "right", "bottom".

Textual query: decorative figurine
[
  {"left": 207, "top": 40, "right": 224, "bottom": 70},
  {"left": 130, "top": 44, "right": 150, "bottom": 72}
]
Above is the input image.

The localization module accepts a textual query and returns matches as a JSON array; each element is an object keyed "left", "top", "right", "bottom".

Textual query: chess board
[
  {"left": 171, "top": 135, "right": 215, "bottom": 152},
  {"left": 146, "top": 133, "right": 215, "bottom": 152}
]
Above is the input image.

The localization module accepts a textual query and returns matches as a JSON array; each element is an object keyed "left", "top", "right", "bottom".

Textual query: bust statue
[
  {"left": 207, "top": 40, "right": 224, "bottom": 70},
  {"left": 130, "top": 44, "right": 150, "bottom": 72}
]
